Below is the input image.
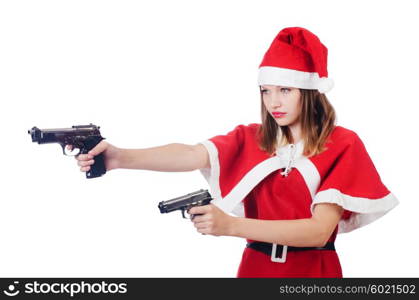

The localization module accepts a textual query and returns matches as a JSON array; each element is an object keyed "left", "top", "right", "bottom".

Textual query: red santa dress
[{"left": 198, "top": 123, "right": 399, "bottom": 278}]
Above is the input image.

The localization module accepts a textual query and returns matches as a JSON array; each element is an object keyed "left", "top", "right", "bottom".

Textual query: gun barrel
[
  {"left": 158, "top": 189, "right": 212, "bottom": 214},
  {"left": 28, "top": 124, "right": 101, "bottom": 144},
  {"left": 162, "top": 189, "right": 207, "bottom": 205},
  {"left": 28, "top": 127, "right": 42, "bottom": 143}
]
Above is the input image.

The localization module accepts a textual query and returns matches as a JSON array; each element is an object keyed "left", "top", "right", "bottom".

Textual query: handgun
[
  {"left": 158, "top": 189, "right": 213, "bottom": 219},
  {"left": 28, "top": 123, "right": 106, "bottom": 179}
]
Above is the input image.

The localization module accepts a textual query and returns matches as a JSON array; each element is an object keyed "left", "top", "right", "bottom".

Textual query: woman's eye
[{"left": 261, "top": 88, "right": 290, "bottom": 94}]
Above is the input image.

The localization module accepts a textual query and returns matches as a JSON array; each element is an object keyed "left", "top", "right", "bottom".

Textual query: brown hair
[{"left": 257, "top": 87, "right": 337, "bottom": 157}]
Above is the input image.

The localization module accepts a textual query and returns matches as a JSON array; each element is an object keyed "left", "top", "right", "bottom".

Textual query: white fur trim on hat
[
  {"left": 317, "top": 77, "right": 334, "bottom": 93},
  {"left": 258, "top": 66, "right": 334, "bottom": 93}
]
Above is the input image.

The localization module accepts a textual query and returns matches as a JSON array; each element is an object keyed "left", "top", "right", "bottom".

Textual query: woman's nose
[{"left": 269, "top": 94, "right": 282, "bottom": 107}]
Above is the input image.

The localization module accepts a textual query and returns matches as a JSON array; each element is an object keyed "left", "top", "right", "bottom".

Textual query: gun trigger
[{"left": 181, "top": 209, "right": 187, "bottom": 219}]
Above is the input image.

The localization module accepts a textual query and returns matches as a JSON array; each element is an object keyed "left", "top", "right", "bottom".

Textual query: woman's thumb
[{"left": 88, "top": 140, "right": 107, "bottom": 156}]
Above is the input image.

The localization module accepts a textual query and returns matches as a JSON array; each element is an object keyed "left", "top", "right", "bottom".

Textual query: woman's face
[{"left": 261, "top": 85, "right": 302, "bottom": 127}]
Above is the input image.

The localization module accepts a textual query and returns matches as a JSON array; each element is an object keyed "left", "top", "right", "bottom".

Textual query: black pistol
[
  {"left": 158, "top": 189, "right": 213, "bottom": 219},
  {"left": 28, "top": 123, "right": 106, "bottom": 179}
]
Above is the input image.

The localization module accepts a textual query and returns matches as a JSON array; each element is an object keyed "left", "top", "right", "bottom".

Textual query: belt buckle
[{"left": 271, "top": 244, "right": 287, "bottom": 263}]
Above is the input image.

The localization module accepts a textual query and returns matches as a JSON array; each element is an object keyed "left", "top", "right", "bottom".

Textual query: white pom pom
[{"left": 317, "top": 77, "right": 334, "bottom": 93}]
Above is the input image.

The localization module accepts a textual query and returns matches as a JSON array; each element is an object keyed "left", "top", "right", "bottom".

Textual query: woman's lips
[{"left": 272, "top": 112, "right": 287, "bottom": 118}]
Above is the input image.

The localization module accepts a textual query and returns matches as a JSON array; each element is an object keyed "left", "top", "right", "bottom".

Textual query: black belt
[{"left": 247, "top": 241, "right": 335, "bottom": 261}]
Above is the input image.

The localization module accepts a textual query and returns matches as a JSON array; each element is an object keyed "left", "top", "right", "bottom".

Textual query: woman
[{"left": 73, "top": 27, "right": 399, "bottom": 277}]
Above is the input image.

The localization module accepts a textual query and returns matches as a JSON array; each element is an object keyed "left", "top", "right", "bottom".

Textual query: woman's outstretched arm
[
  {"left": 74, "top": 141, "right": 210, "bottom": 173},
  {"left": 117, "top": 143, "right": 210, "bottom": 172}
]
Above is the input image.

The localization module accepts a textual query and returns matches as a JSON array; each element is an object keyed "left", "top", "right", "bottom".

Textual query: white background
[{"left": 0, "top": 0, "right": 418, "bottom": 277}]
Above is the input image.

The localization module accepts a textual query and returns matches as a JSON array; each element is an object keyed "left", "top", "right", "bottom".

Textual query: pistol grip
[{"left": 81, "top": 136, "right": 107, "bottom": 179}]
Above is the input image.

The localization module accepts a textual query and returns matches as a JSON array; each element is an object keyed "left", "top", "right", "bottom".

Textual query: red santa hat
[{"left": 258, "top": 27, "right": 334, "bottom": 93}]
